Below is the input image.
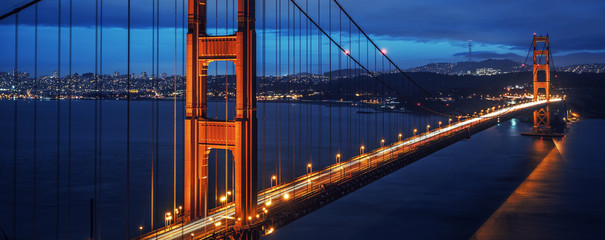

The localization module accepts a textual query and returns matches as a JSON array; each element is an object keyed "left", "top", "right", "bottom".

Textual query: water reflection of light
[
  {"left": 471, "top": 139, "right": 563, "bottom": 239},
  {"left": 511, "top": 118, "right": 517, "bottom": 127}
]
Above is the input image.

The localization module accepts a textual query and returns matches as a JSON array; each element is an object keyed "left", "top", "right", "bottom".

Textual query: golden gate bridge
[{"left": 0, "top": 0, "right": 562, "bottom": 239}]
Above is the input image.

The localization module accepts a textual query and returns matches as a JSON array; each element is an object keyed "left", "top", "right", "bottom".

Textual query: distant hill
[
  {"left": 453, "top": 59, "right": 522, "bottom": 73},
  {"left": 323, "top": 68, "right": 362, "bottom": 77},
  {"left": 407, "top": 59, "right": 522, "bottom": 75}
]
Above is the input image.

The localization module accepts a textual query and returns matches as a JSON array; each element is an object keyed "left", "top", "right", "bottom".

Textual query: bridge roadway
[{"left": 142, "top": 99, "right": 560, "bottom": 240}]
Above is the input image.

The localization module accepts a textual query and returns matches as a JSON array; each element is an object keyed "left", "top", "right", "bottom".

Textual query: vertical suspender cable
[
  {"left": 277, "top": 0, "right": 282, "bottom": 184},
  {"left": 150, "top": 0, "right": 155, "bottom": 231},
  {"left": 225, "top": 0, "right": 229, "bottom": 204},
  {"left": 262, "top": 0, "right": 266, "bottom": 190},
  {"left": 305, "top": 0, "right": 310, "bottom": 176},
  {"left": 98, "top": 0, "right": 104, "bottom": 237},
  {"left": 67, "top": 1, "right": 72, "bottom": 237},
  {"left": 215, "top": 0, "right": 218, "bottom": 207},
  {"left": 13, "top": 13, "right": 19, "bottom": 240},
  {"left": 155, "top": 0, "right": 160, "bottom": 219},
  {"left": 174, "top": 0, "right": 178, "bottom": 222},
  {"left": 56, "top": 0, "right": 62, "bottom": 237},
  {"left": 307, "top": 0, "right": 311, "bottom": 172},
  {"left": 328, "top": 0, "right": 332, "bottom": 181},
  {"left": 298, "top": 7, "right": 301, "bottom": 179},
  {"left": 126, "top": 0, "right": 131, "bottom": 237},
  {"left": 94, "top": 0, "right": 99, "bottom": 237},
  {"left": 305, "top": 0, "right": 309, "bottom": 170},
  {"left": 381, "top": 45, "right": 384, "bottom": 143},
  {"left": 179, "top": 0, "right": 187, "bottom": 229},
  {"left": 374, "top": 47, "right": 377, "bottom": 151},
  {"left": 347, "top": 20, "right": 351, "bottom": 158},
  {"left": 33, "top": 4, "right": 38, "bottom": 239},
  {"left": 291, "top": 1, "right": 295, "bottom": 183},
  {"left": 287, "top": 0, "right": 290, "bottom": 182},
  {"left": 354, "top": 27, "right": 363, "bottom": 149},
  {"left": 317, "top": 0, "right": 322, "bottom": 170},
  {"left": 338, "top": 8, "right": 341, "bottom": 158}
]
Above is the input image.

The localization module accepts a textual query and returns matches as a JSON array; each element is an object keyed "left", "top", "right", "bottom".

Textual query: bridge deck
[{"left": 142, "top": 99, "right": 560, "bottom": 240}]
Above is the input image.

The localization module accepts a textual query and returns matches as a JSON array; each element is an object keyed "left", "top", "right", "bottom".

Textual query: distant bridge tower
[
  {"left": 531, "top": 35, "right": 551, "bottom": 135},
  {"left": 184, "top": 0, "right": 258, "bottom": 234}
]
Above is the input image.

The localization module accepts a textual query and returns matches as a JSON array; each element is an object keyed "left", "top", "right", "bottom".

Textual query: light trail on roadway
[{"left": 149, "top": 99, "right": 560, "bottom": 240}]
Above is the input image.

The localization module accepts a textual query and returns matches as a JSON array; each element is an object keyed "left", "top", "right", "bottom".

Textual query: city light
[{"left": 283, "top": 193, "right": 290, "bottom": 200}]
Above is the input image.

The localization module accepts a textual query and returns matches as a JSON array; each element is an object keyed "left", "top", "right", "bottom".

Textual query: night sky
[{"left": 1, "top": 0, "right": 604, "bottom": 76}]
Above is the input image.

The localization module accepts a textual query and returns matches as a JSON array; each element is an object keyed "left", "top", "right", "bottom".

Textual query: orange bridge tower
[
  {"left": 184, "top": 0, "right": 258, "bottom": 231},
  {"left": 531, "top": 35, "right": 552, "bottom": 135}
]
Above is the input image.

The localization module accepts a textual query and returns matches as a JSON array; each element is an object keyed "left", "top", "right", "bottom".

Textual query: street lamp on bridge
[
  {"left": 360, "top": 145, "right": 365, "bottom": 154},
  {"left": 426, "top": 124, "right": 430, "bottom": 132},
  {"left": 165, "top": 212, "right": 172, "bottom": 228},
  {"left": 307, "top": 163, "right": 312, "bottom": 175},
  {"left": 380, "top": 139, "right": 385, "bottom": 147},
  {"left": 413, "top": 128, "right": 417, "bottom": 136},
  {"left": 398, "top": 133, "right": 402, "bottom": 141},
  {"left": 271, "top": 175, "right": 277, "bottom": 188},
  {"left": 336, "top": 153, "right": 341, "bottom": 164}
]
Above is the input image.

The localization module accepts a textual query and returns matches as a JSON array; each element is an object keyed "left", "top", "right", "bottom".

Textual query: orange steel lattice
[
  {"left": 532, "top": 35, "right": 551, "bottom": 134},
  {"left": 184, "top": 0, "right": 258, "bottom": 231}
]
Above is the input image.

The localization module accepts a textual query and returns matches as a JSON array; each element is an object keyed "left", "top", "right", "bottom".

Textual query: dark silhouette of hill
[
  {"left": 452, "top": 59, "right": 521, "bottom": 73},
  {"left": 406, "top": 59, "right": 522, "bottom": 74}
]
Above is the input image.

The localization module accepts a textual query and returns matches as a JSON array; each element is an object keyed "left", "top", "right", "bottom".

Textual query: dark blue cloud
[
  {"left": 337, "top": 0, "right": 605, "bottom": 52},
  {"left": 1, "top": 0, "right": 604, "bottom": 74}
]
